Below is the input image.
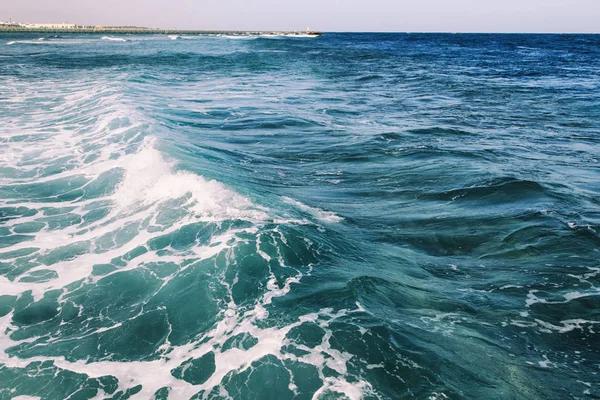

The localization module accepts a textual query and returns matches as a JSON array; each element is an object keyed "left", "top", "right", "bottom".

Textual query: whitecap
[
  {"left": 101, "top": 36, "right": 128, "bottom": 42},
  {"left": 282, "top": 196, "right": 343, "bottom": 223},
  {"left": 113, "top": 136, "right": 270, "bottom": 222},
  {"left": 222, "top": 35, "right": 256, "bottom": 40}
]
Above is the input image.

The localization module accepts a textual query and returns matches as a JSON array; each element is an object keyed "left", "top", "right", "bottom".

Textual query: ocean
[{"left": 0, "top": 32, "right": 599, "bottom": 399}]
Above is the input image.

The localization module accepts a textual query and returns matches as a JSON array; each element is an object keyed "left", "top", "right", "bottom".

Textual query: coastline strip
[{"left": 0, "top": 27, "right": 323, "bottom": 35}]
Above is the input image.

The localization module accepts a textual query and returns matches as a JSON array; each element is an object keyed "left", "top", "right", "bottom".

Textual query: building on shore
[
  {"left": 0, "top": 19, "right": 19, "bottom": 26},
  {"left": 0, "top": 21, "right": 155, "bottom": 31},
  {"left": 19, "top": 22, "right": 76, "bottom": 29}
]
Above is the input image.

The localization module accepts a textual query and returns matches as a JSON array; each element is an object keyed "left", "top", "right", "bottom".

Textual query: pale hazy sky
[{"left": 2, "top": 0, "right": 599, "bottom": 32}]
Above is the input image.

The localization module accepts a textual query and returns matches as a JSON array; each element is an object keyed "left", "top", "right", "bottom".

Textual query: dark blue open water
[{"left": 0, "top": 32, "right": 599, "bottom": 399}]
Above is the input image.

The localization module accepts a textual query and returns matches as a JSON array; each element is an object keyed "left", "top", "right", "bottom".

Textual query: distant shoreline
[
  {"left": 0, "top": 27, "right": 323, "bottom": 36},
  {"left": 1, "top": 28, "right": 598, "bottom": 35}
]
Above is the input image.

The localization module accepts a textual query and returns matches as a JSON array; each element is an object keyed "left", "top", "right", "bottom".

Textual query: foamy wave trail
[
  {"left": 220, "top": 34, "right": 257, "bottom": 40},
  {"left": 169, "top": 35, "right": 203, "bottom": 41},
  {"left": 101, "top": 36, "right": 128, "bottom": 42},
  {"left": 259, "top": 33, "right": 318, "bottom": 39},
  {"left": 1, "top": 32, "right": 600, "bottom": 399},
  {"left": 5, "top": 39, "right": 47, "bottom": 45},
  {"left": 6, "top": 37, "right": 98, "bottom": 46}
]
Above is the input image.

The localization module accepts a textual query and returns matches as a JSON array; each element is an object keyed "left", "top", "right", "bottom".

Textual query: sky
[{"left": 2, "top": 0, "right": 599, "bottom": 32}]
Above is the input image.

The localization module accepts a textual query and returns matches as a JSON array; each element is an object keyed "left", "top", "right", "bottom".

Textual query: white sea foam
[
  {"left": 286, "top": 34, "right": 319, "bottom": 38},
  {"left": 0, "top": 202, "right": 368, "bottom": 397},
  {"left": 4, "top": 40, "right": 48, "bottom": 45},
  {"left": 221, "top": 35, "right": 256, "bottom": 40},
  {"left": 114, "top": 137, "right": 269, "bottom": 222},
  {"left": 282, "top": 196, "right": 343, "bottom": 223},
  {"left": 0, "top": 267, "right": 370, "bottom": 398},
  {"left": 0, "top": 135, "right": 270, "bottom": 299},
  {"left": 259, "top": 33, "right": 318, "bottom": 39},
  {"left": 534, "top": 318, "right": 599, "bottom": 334},
  {"left": 525, "top": 287, "right": 600, "bottom": 309},
  {"left": 4, "top": 38, "right": 94, "bottom": 46},
  {"left": 101, "top": 36, "right": 128, "bottom": 42}
]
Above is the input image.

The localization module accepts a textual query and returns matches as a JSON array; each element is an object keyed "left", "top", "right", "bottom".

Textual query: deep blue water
[{"left": 1, "top": 32, "right": 600, "bottom": 399}]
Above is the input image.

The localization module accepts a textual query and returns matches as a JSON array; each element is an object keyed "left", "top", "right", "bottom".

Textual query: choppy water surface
[{"left": 1, "top": 32, "right": 599, "bottom": 399}]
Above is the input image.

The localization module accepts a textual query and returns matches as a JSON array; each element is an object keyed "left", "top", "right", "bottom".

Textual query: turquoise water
[{"left": 1, "top": 32, "right": 599, "bottom": 399}]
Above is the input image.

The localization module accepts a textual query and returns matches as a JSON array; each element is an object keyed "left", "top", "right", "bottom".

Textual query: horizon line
[{"left": 1, "top": 29, "right": 599, "bottom": 35}]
